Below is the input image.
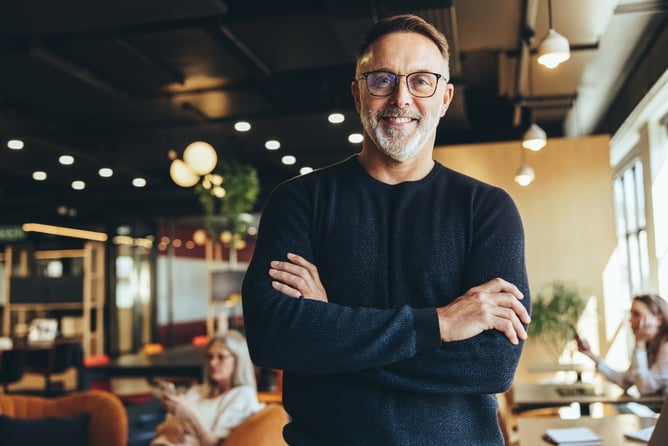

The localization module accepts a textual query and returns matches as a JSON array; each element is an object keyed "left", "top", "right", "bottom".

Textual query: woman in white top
[
  {"left": 576, "top": 294, "right": 668, "bottom": 396},
  {"left": 152, "top": 330, "right": 264, "bottom": 446}
]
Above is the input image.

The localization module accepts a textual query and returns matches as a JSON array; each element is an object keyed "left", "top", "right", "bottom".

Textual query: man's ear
[
  {"left": 351, "top": 81, "right": 362, "bottom": 113},
  {"left": 440, "top": 83, "right": 454, "bottom": 117}
]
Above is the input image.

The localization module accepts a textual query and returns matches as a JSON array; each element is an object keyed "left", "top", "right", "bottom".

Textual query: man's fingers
[
  {"left": 478, "top": 277, "right": 524, "bottom": 300},
  {"left": 492, "top": 307, "right": 527, "bottom": 345},
  {"left": 287, "top": 252, "right": 322, "bottom": 280},
  {"left": 271, "top": 280, "right": 301, "bottom": 298}
]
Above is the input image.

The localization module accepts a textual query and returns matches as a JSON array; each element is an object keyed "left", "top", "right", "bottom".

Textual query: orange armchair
[
  {"left": 0, "top": 389, "right": 128, "bottom": 446},
  {"left": 223, "top": 404, "right": 289, "bottom": 446}
]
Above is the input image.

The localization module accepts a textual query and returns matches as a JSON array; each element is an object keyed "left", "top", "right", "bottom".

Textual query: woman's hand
[
  {"left": 161, "top": 392, "right": 198, "bottom": 423},
  {"left": 157, "top": 418, "right": 188, "bottom": 444},
  {"left": 269, "top": 253, "right": 328, "bottom": 302},
  {"left": 575, "top": 334, "right": 592, "bottom": 355}
]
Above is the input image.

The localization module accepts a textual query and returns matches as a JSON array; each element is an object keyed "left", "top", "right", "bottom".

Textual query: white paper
[
  {"left": 624, "top": 425, "right": 655, "bottom": 442},
  {"left": 544, "top": 427, "right": 602, "bottom": 444}
]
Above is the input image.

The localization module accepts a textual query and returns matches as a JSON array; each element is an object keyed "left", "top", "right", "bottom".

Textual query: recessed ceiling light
[
  {"left": 265, "top": 140, "right": 281, "bottom": 151},
  {"left": 98, "top": 167, "right": 114, "bottom": 177},
  {"left": 328, "top": 113, "right": 345, "bottom": 124},
  {"left": 71, "top": 180, "right": 86, "bottom": 190},
  {"left": 59, "top": 155, "right": 75, "bottom": 165},
  {"left": 7, "top": 139, "right": 24, "bottom": 150},
  {"left": 234, "top": 121, "right": 251, "bottom": 132},
  {"left": 32, "top": 171, "right": 47, "bottom": 181},
  {"left": 281, "top": 155, "right": 296, "bottom": 165},
  {"left": 300, "top": 167, "right": 314, "bottom": 175},
  {"left": 348, "top": 133, "right": 363, "bottom": 144},
  {"left": 132, "top": 177, "right": 147, "bottom": 187}
]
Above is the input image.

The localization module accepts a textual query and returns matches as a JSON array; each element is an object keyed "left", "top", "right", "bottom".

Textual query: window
[{"left": 613, "top": 159, "right": 651, "bottom": 295}]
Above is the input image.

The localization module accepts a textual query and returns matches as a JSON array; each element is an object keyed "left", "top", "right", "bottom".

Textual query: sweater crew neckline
[{"left": 348, "top": 154, "right": 441, "bottom": 189}]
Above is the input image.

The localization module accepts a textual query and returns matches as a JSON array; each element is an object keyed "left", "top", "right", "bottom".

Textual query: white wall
[{"left": 156, "top": 256, "right": 209, "bottom": 324}]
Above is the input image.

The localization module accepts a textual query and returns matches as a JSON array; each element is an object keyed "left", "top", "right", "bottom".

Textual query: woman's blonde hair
[{"left": 206, "top": 330, "right": 257, "bottom": 389}]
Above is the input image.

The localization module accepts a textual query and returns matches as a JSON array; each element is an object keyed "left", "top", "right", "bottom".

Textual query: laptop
[
  {"left": 27, "top": 318, "right": 58, "bottom": 345},
  {"left": 648, "top": 396, "right": 668, "bottom": 446}
]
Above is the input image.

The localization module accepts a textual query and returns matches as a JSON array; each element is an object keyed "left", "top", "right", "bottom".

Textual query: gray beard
[{"left": 361, "top": 107, "right": 441, "bottom": 162}]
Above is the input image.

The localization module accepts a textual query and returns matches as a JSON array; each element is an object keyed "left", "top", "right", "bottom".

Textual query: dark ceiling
[{"left": 0, "top": 0, "right": 667, "bottom": 233}]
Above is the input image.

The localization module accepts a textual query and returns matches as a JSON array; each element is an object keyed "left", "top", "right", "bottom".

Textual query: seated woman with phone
[
  {"left": 576, "top": 294, "right": 668, "bottom": 396},
  {"left": 151, "top": 330, "right": 264, "bottom": 446}
]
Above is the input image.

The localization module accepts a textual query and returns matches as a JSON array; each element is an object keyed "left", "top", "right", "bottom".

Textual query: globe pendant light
[
  {"left": 183, "top": 141, "right": 218, "bottom": 176},
  {"left": 169, "top": 158, "right": 200, "bottom": 187}
]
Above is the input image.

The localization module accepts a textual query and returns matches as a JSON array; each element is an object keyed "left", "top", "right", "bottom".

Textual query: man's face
[{"left": 352, "top": 32, "right": 454, "bottom": 162}]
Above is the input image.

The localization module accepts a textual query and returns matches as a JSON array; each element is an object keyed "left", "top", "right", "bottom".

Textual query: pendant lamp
[{"left": 537, "top": 0, "right": 570, "bottom": 69}]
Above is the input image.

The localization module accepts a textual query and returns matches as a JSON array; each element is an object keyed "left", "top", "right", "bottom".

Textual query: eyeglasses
[
  {"left": 358, "top": 70, "right": 446, "bottom": 98},
  {"left": 207, "top": 353, "right": 235, "bottom": 361}
]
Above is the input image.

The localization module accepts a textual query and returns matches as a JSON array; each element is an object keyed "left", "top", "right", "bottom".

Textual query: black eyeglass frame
[{"left": 357, "top": 70, "right": 448, "bottom": 98}]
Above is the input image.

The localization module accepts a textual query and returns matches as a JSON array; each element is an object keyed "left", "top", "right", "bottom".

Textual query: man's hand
[
  {"left": 436, "top": 278, "right": 530, "bottom": 345},
  {"left": 269, "top": 253, "right": 328, "bottom": 302}
]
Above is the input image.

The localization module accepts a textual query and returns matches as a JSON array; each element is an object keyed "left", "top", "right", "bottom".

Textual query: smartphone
[{"left": 158, "top": 381, "right": 176, "bottom": 394}]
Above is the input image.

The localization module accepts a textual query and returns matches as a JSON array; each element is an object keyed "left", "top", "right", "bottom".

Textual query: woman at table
[
  {"left": 576, "top": 293, "right": 668, "bottom": 396},
  {"left": 151, "top": 330, "right": 264, "bottom": 446}
]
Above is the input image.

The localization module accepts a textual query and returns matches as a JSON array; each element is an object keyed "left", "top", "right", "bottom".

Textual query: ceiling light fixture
[
  {"left": 514, "top": 148, "right": 535, "bottom": 187},
  {"left": 132, "top": 177, "right": 147, "bottom": 188},
  {"left": 522, "top": 122, "right": 547, "bottom": 151},
  {"left": 281, "top": 155, "right": 296, "bottom": 165},
  {"left": 59, "top": 155, "right": 75, "bottom": 165},
  {"left": 170, "top": 140, "right": 218, "bottom": 187},
  {"left": 328, "top": 113, "right": 345, "bottom": 124},
  {"left": 170, "top": 159, "right": 199, "bottom": 187},
  {"left": 265, "top": 140, "right": 281, "bottom": 150},
  {"left": 183, "top": 141, "right": 217, "bottom": 175},
  {"left": 234, "top": 121, "right": 251, "bottom": 132},
  {"left": 522, "top": 60, "right": 547, "bottom": 151},
  {"left": 537, "top": 0, "right": 570, "bottom": 69},
  {"left": 7, "top": 139, "right": 24, "bottom": 150},
  {"left": 348, "top": 133, "right": 363, "bottom": 144},
  {"left": 514, "top": 164, "right": 535, "bottom": 186},
  {"left": 98, "top": 167, "right": 114, "bottom": 177}
]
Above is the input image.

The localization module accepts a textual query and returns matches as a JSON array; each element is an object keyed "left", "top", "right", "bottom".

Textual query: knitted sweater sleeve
[
  {"left": 354, "top": 187, "right": 529, "bottom": 394},
  {"left": 242, "top": 180, "right": 439, "bottom": 375}
]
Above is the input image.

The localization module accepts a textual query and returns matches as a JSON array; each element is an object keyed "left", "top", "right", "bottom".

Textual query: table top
[
  {"left": 109, "top": 344, "right": 206, "bottom": 367},
  {"left": 84, "top": 344, "right": 206, "bottom": 382},
  {"left": 513, "top": 381, "right": 666, "bottom": 411},
  {"left": 517, "top": 414, "right": 657, "bottom": 445}
]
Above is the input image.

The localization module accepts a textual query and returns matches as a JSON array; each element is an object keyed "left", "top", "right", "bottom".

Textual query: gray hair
[{"left": 356, "top": 14, "right": 451, "bottom": 80}]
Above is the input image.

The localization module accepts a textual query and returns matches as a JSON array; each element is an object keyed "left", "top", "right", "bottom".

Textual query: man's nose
[{"left": 389, "top": 77, "right": 412, "bottom": 105}]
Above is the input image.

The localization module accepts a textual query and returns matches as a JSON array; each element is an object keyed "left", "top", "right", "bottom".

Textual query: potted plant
[
  {"left": 195, "top": 158, "right": 260, "bottom": 238},
  {"left": 528, "top": 280, "right": 587, "bottom": 361}
]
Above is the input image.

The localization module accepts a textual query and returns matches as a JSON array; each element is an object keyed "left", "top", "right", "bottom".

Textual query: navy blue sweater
[{"left": 242, "top": 156, "right": 530, "bottom": 445}]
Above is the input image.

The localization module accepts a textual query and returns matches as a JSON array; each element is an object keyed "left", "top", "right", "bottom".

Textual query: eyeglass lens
[{"left": 364, "top": 71, "right": 440, "bottom": 98}]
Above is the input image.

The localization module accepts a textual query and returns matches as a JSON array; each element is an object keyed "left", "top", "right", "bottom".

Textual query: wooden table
[
  {"left": 83, "top": 344, "right": 206, "bottom": 388},
  {"left": 517, "top": 414, "right": 657, "bottom": 445},
  {"left": 513, "top": 381, "right": 666, "bottom": 415}
]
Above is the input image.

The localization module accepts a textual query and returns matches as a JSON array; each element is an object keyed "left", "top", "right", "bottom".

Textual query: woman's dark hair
[{"left": 634, "top": 294, "right": 668, "bottom": 366}]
